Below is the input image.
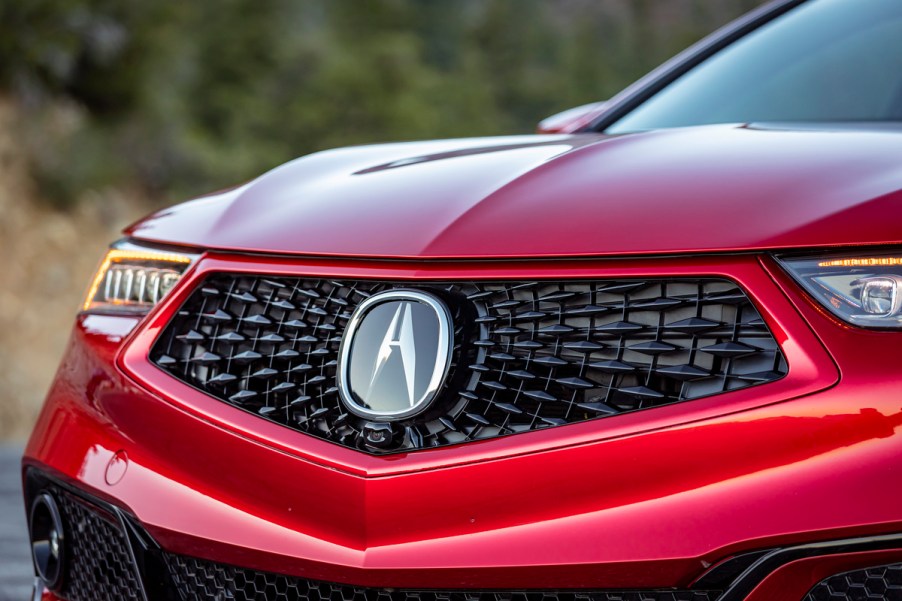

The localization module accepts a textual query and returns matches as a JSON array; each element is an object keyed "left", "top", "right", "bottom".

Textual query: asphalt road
[{"left": 0, "top": 446, "right": 30, "bottom": 601}]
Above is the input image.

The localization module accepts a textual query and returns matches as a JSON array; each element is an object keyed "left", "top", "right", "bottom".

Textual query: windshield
[{"left": 605, "top": 0, "right": 902, "bottom": 134}]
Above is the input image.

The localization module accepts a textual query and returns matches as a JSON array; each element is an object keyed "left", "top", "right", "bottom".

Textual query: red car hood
[{"left": 127, "top": 124, "right": 902, "bottom": 259}]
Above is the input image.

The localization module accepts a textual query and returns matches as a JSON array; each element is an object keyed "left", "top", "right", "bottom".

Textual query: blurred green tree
[{"left": 0, "top": 0, "right": 764, "bottom": 207}]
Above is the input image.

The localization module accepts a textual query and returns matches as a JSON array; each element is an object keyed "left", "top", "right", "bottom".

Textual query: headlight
[
  {"left": 778, "top": 251, "right": 902, "bottom": 328},
  {"left": 82, "top": 241, "right": 198, "bottom": 314}
]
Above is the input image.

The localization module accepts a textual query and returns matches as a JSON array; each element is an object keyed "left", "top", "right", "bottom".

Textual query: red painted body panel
[
  {"left": 125, "top": 125, "right": 902, "bottom": 259},
  {"left": 23, "top": 253, "right": 902, "bottom": 594}
]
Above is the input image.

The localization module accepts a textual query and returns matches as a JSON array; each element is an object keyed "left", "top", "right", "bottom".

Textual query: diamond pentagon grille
[
  {"left": 164, "top": 554, "right": 721, "bottom": 601},
  {"left": 150, "top": 276, "right": 787, "bottom": 454},
  {"left": 805, "top": 563, "right": 902, "bottom": 600}
]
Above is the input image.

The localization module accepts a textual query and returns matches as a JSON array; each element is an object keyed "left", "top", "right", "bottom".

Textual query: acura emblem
[{"left": 338, "top": 290, "right": 453, "bottom": 420}]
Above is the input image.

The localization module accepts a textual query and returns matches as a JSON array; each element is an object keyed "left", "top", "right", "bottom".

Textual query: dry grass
[{"left": 0, "top": 99, "right": 149, "bottom": 441}]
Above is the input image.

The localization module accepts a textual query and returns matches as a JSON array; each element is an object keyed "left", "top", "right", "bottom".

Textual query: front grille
[
  {"left": 151, "top": 275, "right": 787, "bottom": 453},
  {"left": 164, "top": 554, "right": 720, "bottom": 601},
  {"left": 805, "top": 563, "right": 902, "bottom": 600},
  {"left": 53, "top": 488, "right": 142, "bottom": 601}
]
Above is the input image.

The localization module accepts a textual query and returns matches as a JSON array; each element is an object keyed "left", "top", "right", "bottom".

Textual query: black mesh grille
[
  {"left": 164, "top": 554, "right": 721, "bottom": 601},
  {"left": 54, "top": 488, "right": 142, "bottom": 601},
  {"left": 805, "top": 563, "right": 902, "bottom": 600},
  {"left": 150, "top": 275, "right": 787, "bottom": 453}
]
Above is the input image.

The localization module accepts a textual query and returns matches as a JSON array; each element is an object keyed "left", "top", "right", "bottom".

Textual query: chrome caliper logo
[
  {"left": 369, "top": 302, "right": 418, "bottom": 407},
  {"left": 338, "top": 290, "right": 453, "bottom": 420}
]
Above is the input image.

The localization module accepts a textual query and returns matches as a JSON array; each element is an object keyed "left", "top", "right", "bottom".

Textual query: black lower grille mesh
[
  {"left": 54, "top": 488, "right": 142, "bottom": 601},
  {"left": 805, "top": 563, "right": 902, "bottom": 600},
  {"left": 150, "top": 275, "right": 787, "bottom": 453},
  {"left": 164, "top": 554, "right": 720, "bottom": 601}
]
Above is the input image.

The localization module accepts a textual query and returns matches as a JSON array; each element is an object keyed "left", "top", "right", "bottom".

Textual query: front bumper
[
  {"left": 23, "top": 470, "right": 902, "bottom": 601},
  {"left": 22, "top": 253, "right": 902, "bottom": 600}
]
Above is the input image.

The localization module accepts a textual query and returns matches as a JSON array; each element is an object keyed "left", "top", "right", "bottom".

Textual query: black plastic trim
[
  {"left": 718, "top": 533, "right": 902, "bottom": 601},
  {"left": 692, "top": 550, "right": 771, "bottom": 591}
]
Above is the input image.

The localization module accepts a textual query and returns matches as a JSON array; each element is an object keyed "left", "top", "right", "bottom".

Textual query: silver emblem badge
[{"left": 338, "top": 290, "right": 453, "bottom": 420}]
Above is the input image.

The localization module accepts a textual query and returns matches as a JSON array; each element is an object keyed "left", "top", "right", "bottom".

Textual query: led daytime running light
[
  {"left": 83, "top": 248, "right": 193, "bottom": 312},
  {"left": 817, "top": 257, "right": 902, "bottom": 268}
]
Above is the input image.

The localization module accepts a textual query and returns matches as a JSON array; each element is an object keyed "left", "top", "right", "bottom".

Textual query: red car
[{"left": 23, "top": 0, "right": 902, "bottom": 600}]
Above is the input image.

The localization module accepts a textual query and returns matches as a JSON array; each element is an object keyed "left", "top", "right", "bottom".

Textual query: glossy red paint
[
  {"left": 23, "top": 252, "right": 902, "bottom": 594},
  {"left": 125, "top": 125, "right": 902, "bottom": 260}
]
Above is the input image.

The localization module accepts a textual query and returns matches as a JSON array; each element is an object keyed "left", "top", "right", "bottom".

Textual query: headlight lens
[
  {"left": 83, "top": 241, "right": 197, "bottom": 314},
  {"left": 778, "top": 251, "right": 902, "bottom": 328}
]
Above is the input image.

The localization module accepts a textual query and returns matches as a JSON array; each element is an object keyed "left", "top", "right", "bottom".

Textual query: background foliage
[
  {"left": 0, "top": 0, "right": 764, "bottom": 439},
  {"left": 1, "top": 0, "right": 763, "bottom": 206}
]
